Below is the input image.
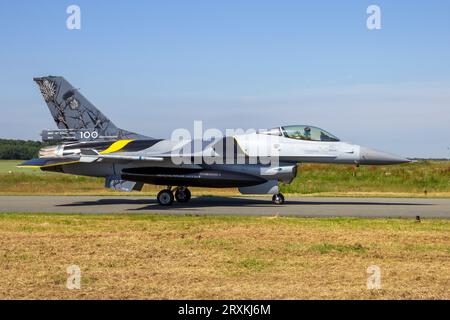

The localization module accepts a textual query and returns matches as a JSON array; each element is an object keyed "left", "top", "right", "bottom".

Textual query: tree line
[{"left": 0, "top": 139, "right": 48, "bottom": 160}]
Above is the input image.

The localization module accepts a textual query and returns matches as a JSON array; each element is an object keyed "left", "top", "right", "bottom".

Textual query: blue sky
[{"left": 0, "top": 0, "right": 449, "bottom": 157}]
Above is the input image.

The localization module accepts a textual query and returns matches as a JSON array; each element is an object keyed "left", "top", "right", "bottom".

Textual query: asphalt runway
[{"left": 0, "top": 196, "right": 449, "bottom": 218}]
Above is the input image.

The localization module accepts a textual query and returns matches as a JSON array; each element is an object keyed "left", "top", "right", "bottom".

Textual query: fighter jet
[{"left": 19, "top": 76, "right": 410, "bottom": 205}]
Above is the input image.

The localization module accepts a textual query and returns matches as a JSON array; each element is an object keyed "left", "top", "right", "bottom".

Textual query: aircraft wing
[{"left": 18, "top": 151, "right": 166, "bottom": 170}]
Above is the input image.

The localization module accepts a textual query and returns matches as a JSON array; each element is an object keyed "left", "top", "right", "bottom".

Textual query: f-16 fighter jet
[{"left": 19, "top": 76, "right": 410, "bottom": 205}]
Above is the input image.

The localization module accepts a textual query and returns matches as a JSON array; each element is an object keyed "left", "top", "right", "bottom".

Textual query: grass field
[
  {"left": 1, "top": 160, "right": 449, "bottom": 197},
  {"left": 0, "top": 213, "right": 448, "bottom": 299}
]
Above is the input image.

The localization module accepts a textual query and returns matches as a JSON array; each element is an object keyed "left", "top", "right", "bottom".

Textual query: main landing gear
[
  {"left": 272, "top": 193, "right": 285, "bottom": 205},
  {"left": 157, "top": 187, "right": 192, "bottom": 206},
  {"left": 174, "top": 187, "right": 191, "bottom": 203}
]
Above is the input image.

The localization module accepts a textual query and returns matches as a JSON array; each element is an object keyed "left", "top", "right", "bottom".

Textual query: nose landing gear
[{"left": 272, "top": 193, "right": 285, "bottom": 205}]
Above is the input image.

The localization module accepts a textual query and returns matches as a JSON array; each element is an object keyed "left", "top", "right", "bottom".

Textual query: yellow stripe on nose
[{"left": 100, "top": 140, "right": 134, "bottom": 154}]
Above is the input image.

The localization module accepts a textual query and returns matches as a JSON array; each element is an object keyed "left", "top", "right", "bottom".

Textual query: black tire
[
  {"left": 157, "top": 189, "right": 174, "bottom": 206},
  {"left": 175, "top": 188, "right": 191, "bottom": 203},
  {"left": 272, "top": 193, "right": 285, "bottom": 205}
]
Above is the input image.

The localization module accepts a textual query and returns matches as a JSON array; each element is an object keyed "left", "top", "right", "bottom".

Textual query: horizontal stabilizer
[{"left": 17, "top": 157, "right": 80, "bottom": 168}]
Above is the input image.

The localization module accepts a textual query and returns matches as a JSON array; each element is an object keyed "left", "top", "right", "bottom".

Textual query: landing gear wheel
[
  {"left": 272, "top": 193, "right": 285, "bottom": 205},
  {"left": 157, "top": 189, "right": 174, "bottom": 206},
  {"left": 175, "top": 187, "right": 191, "bottom": 203}
]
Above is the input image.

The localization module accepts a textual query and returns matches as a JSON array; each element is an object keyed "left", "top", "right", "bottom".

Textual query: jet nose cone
[{"left": 359, "top": 147, "right": 410, "bottom": 165}]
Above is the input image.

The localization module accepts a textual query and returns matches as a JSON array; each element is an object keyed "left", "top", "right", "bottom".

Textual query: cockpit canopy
[{"left": 260, "top": 125, "right": 340, "bottom": 142}]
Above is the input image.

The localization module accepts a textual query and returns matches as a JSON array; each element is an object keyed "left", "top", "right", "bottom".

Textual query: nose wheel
[{"left": 272, "top": 193, "right": 285, "bottom": 205}]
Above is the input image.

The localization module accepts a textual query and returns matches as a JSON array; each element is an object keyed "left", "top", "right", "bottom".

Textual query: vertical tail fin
[{"left": 34, "top": 76, "right": 149, "bottom": 140}]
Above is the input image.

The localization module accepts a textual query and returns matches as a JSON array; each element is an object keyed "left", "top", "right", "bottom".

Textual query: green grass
[
  {"left": 310, "top": 243, "right": 366, "bottom": 254},
  {"left": 281, "top": 161, "right": 450, "bottom": 195},
  {"left": 0, "top": 160, "right": 43, "bottom": 174},
  {"left": 0, "top": 160, "right": 449, "bottom": 196}
]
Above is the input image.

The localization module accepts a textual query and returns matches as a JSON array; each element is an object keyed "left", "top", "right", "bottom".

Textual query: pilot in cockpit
[{"left": 304, "top": 127, "right": 312, "bottom": 140}]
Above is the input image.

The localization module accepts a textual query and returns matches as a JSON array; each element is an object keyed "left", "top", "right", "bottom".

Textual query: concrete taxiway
[{"left": 0, "top": 196, "right": 449, "bottom": 218}]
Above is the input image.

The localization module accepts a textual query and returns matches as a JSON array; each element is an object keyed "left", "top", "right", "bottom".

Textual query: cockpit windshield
[{"left": 281, "top": 125, "right": 340, "bottom": 142}]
